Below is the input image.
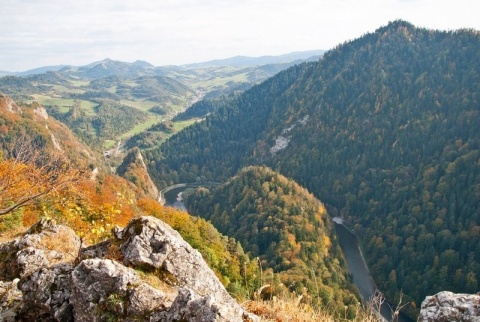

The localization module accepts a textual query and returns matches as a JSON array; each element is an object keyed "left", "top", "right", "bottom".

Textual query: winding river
[
  {"left": 162, "top": 186, "right": 189, "bottom": 211},
  {"left": 334, "top": 218, "right": 413, "bottom": 322},
  {"left": 162, "top": 185, "right": 412, "bottom": 322}
]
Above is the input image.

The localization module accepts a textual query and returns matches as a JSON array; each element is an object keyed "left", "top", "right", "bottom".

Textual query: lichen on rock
[{"left": 418, "top": 291, "right": 480, "bottom": 322}]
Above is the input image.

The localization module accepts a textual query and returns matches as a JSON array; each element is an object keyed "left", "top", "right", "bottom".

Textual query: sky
[{"left": 1, "top": 0, "right": 479, "bottom": 72}]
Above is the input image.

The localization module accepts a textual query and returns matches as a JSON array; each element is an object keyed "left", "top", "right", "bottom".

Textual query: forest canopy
[
  {"left": 184, "top": 166, "right": 360, "bottom": 318},
  {"left": 145, "top": 21, "right": 480, "bottom": 318}
]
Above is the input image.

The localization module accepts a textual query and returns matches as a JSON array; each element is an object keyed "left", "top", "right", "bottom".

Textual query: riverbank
[{"left": 334, "top": 220, "right": 413, "bottom": 322}]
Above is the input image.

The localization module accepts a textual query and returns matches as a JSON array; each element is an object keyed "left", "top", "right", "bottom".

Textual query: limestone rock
[
  {"left": 0, "top": 93, "right": 22, "bottom": 114},
  {"left": 16, "top": 247, "right": 50, "bottom": 278},
  {"left": 34, "top": 105, "right": 49, "bottom": 119},
  {"left": 119, "top": 216, "right": 254, "bottom": 321},
  {"left": 0, "top": 217, "right": 257, "bottom": 321},
  {"left": 19, "top": 264, "right": 74, "bottom": 321},
  {"left": 120, "top": 216, "right": 229, "bottom": 297},
  {"left": 80, "top": 240, "right": 113, "bottom": 259},
  {"left": 419, "top": 291, "right": 480, "bottom": 322},
  {"left": 70, "top": 258, "right": 176, "bottom": 322},
  {"left": 0, "top": 218, "right": 80, "bottom": 281},
  {"left": 152, "top": 287, "right": 253, "bottom": 322},
  {"left": 0, "top": 279, "right": 23, "bottom": 322}
]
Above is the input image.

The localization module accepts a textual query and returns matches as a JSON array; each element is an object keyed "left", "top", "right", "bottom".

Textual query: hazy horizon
[
  {"left": 0, "top": 48, "right": 326, "bottom": 73},
  {"left": 2, "top": 0, "right": 479, "bottom": 72}
]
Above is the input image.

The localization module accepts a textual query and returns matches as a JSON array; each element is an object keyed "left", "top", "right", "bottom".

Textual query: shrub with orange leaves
[{"left": 0, "top": 137, "right": 85, "bottom": 224}]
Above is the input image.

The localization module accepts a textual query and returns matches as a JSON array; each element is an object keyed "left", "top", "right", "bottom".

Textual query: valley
[
  {"left": 143, "top": 20, "right": 480, "bottom": 320},
  {"left": 0, "top": 20, "right": 479, "bottom": 321},
  {"left": 0, "top": 52, "right": 322, "bottom": 152},
  {"left": 164, "top": 184, "right": 414, "bottom": 322}
]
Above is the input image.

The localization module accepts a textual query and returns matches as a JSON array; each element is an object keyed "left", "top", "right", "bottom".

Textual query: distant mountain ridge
[
  {"left": 182, "top": 49, "right": 325, "bottom": 68},
  {"left": 0, "top": 50, "right": 325, "bottom": 77},
  {"left": 0, "top": 65, "right": 69, "bottom": 77},
  {"left": 0, "top": 49, "right": 328, "bottom": 144}
]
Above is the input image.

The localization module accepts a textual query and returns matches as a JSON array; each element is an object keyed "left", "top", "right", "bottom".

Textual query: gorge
[{"left": 165, "top": 185, "right": 414, "bottom": 321}]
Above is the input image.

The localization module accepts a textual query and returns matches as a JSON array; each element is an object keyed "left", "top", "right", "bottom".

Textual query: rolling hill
[
  {"left": 184, "top": 166, "right": 360, "bottom": 318},
  {"left": 0, "top": 50, "right": 325, "bottom": 150}
]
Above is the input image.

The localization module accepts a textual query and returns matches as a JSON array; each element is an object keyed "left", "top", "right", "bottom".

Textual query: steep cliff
[{"left": 116, "top": 147, "right": 160, "bottom": 199}]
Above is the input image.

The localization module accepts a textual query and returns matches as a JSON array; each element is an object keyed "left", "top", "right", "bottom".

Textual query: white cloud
[{"left": 1, "top": 0, "right": 479, "bottom": 71}]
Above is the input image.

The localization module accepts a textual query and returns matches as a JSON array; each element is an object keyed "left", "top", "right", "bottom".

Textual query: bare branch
[
  {"left": 0, "top": 191, "right": 50, "bottom": 216},
  {"left": 388, "top": 290, "right": 409, "bottom": 322}
]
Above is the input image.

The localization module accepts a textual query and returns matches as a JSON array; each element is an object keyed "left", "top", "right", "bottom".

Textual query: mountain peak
[
  {"left": 369, "top": 20, "right": 417, "bottom": 40},
  {"left": 383, "top": 19, "right": 415, "bottom": 30},
  {"left": 132, "top": 60, "right": 154, "bottom": 68}
]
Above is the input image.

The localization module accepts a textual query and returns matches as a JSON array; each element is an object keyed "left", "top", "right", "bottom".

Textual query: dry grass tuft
[
  {"left": 38, "top": 227, "right": 79, "bottom": 263},
  {"left": 104, "top": 243, "right": 123, "bottom": 261},
  {"left": 242, "top": 291, "right": 386, "bottom": 322},
  {"left": 135, "top": 268, "right": 177, "bottom": 294},
  {"left": 243, "top": 297, "right": 334, "bottom": 322}
]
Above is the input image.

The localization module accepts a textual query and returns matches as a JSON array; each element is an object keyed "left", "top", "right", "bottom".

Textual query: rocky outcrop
[
  {"left": 0, "top": 216, "right": 256, "bottom": 321},
  {"left": 419, "top": 291, "right": 480, "bottom": 322},
  {"left": 0, "top": 93, "right": 22, "bottom": 114},
  {"left": 0, "top": 218, "right": 80, "bottom": 281},
  {"left": 116, "top": 148, "right": 160, "bottom": 199},
  {"left": 153, "top": 288, "right": 242, "bottom": 322},
  {"left": 71, "top": 258, "right": 176, "bottom": 322},
  {"left": 0, "top": 279, "right": 22, "bottom": 322},
  {"left": 121, "top": 217, "right": 232, "bottom": 299},
  {"left": 120, "top": 216, "right": 250, "bottom": 321},
  {"left": 20, "top": 264, "right": 75, "bottom": 321},
  {"left": 34, "top": 105, "right": 49, "bottom": 120}
]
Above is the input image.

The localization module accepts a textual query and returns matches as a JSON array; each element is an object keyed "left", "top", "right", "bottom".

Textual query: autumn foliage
[
  {"left": 184, "top": 166, "right": 360, "bottom": 318},
  {"left": 0, "top": 143, "right": 259, "bottom": 301},
  {"left": 0, "top": 138, "right": 85, "bottom": 217}
]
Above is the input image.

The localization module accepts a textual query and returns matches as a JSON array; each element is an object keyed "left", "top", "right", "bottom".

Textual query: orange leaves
[
  {"left": 0, "top": 144, "right": 139, "bottom": 243},
  {"left": 137, "top": 198, "right": 166, "bottom": 219},
  {"left": 0, "top": 154, "right": 84, "bottom": 217},
  {"left": 286, "top": 232, "right": 297, "bottom": 246},
  {"left": 0, "top": 160, "right": 29, "bottom": 208},
  {"left": 62, "top": 176, "right": 139, "bottom": 243}
]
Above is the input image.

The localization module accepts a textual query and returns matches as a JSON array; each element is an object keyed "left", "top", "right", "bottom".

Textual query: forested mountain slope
[
  {"left": 184, "top": 166, "right": 360, "bottom": 318},
  {"left": 145, "top": 20, "right": 480, "bottom": 318},
  {"left": 0, "top": 93, "right": 101, "bottom": 169}
]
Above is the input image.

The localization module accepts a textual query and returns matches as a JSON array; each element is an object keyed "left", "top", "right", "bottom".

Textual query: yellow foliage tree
[{"left": 0, "top": 136, "right": 85, "bottom": 217}]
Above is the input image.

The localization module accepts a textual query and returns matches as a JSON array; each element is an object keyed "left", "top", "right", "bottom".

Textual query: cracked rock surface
[
  {"left": 418, "top": 291, "right": 480, "bottom": 322},
  {"left": 0, "top": 216, "right": 257, "bottom": 321}
]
